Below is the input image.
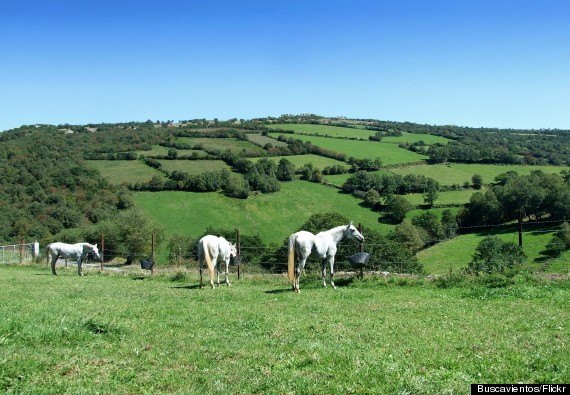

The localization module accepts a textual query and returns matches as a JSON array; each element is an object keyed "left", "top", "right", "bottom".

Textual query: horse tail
[
  {"left": 46, "top": 243, "right": 52, "bottom": 265},
  {"left": 202, "top": 239, "right": 215, "bottom": 280},
  {"left": 287, "top": 234, "right": 296, "bottom": 283}
]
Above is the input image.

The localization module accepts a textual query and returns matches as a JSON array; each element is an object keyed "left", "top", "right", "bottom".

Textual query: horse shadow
[
  {"left": 264, "top": 288, "right": 292, "bottom": 294},
  {"left": 171, "top": 284, "right": 202, "bottom": 290}
]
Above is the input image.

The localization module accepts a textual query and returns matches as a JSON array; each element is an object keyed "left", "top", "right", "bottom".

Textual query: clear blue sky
[{"left": 1, "top": 0, "right": 569, "bottom": 131}]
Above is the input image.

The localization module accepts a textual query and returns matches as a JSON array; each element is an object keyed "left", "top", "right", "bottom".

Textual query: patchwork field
[
  {"left": 87, "top": 160, "right": 165, "bottom": 185},
  {"left": 246, "top": 133, "right": 288, "bottom": 147},
  {"left": 1, "top": 265, "right": 568, "bottom": 394},
  {"left": 403, "top": 189, "right": 481, "bottom": 206},
  {"left": 267, "top": 124, "right": 450, "bottom": 144},
  {"left": 268, "top": 133, "right": 428, "bottom": 164},
  {"left": 157, "top": 160, "right": 231, "bottom": 174},
  {"left": 250, "top": 154, "right": 347, "bottom": 170},
  {"left": 390, "top": 163, "right": 570, "bottom": 186},
  {"left": 133, "top": 180, "right": 392, "bottom": 246},
  {"left": 176, "top": 137, "right": 267, "bottom": 155}
]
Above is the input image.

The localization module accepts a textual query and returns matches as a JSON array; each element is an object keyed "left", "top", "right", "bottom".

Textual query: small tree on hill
[{"left": 468, "top": 236, "right": 525, "bottom": 274}]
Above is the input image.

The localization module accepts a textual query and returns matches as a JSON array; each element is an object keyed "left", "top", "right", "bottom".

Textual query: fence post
[
  {"left": 19, "top": 240, "right": 24, "bottom": 264},
  {"left": 236, "top": 228, "right": 241, "bottom": 280},
  {"left": 518, "top": 210, "right": 523, "bottom": 247},
  {"left": 151, "top": 233, "right": 155, "bottom": 276},
  {"left": 358, "top": 223, "right": 364, "bottom": 278},
  {"left": 101, "top": 233, "right": 105, "bottom": 271}
]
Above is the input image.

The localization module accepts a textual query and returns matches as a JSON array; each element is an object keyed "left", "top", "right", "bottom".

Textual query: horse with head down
[
  {"left": 47, "top": 242, "right": 101, "bottom": 276},
  {"left": 197, "top": 235, "right": 237, "bottom": 288}
]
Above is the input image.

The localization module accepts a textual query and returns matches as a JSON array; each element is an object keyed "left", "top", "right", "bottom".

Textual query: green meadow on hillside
[
  {"left": 157, "top": 159, "right": 231, "bottom": 174},
  {"left": 390, "top": 163, "right": 570, "bottom": 186},
  {"left": 176, "top": 137, "right": 267, "bottom": 155},
  {"left": 267, "top": 124, "right": 451, "bottom": 144},
  {"left": 250, "top": 154, "right": 347, "bottom": 170},
  {"left": 403, "top": 189, "right": 481, "bottom": 206},
  {"left": 87, "top": 160, "right": 165, "bottom": 186},
  {"left": 133, "top": 180, "right": 389, "bottom": 246},
  {"left": 418, "top": 225, "right": 570, "bottom": 275},
  {"left": 268, "top": 133, "right": 428, "bottom": 164}
]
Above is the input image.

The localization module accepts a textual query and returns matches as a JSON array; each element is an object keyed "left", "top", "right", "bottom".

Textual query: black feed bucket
[
  {"left": 140, "top": 259, "right": 154, "bottom": 271},
  {"left": 348, "top": 252, "right": 370, "bottom": 269},
  {"left": 229, "top": 255, "right": 242, "bottom": 266}
]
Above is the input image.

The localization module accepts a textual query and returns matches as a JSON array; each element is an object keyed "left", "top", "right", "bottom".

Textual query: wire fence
[{"left": 2, "top": 219, "right": 568, "bottom": 274}]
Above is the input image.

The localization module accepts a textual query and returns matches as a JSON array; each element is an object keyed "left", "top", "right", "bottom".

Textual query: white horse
[
  {"left": 197, "top": 235, "right": 237, "bottom": 288},
  {"left": 288, "top": 222, "right": 364, "bottom": 292},
  {"left": 47, "top": 242, "right": 101, "bottom": 276}
]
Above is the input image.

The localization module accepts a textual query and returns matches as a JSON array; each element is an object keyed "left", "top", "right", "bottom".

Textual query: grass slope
[
  {"left": 1, "top": 265, "right": 568, "bottom": 394},
  {"left": 134, "top": 181, "right": 388, "bottom": 246},
  {"left": 267, "top": 124, "right": 450, "bottom": 144},
  {"left": 268, "top": 133, "right": 428, "bottom": 164},
  {"left": 250, "top": 154, "right": 347, "bottom": 170},
  {"left": 390, "top": 163, "right": 570, "bottom": 186},
  {"left": 157, "top": 160, "right": 231, "bottom": 174},
  {"left": 87, "top": 160, "right": 165, "bottom": 185}
]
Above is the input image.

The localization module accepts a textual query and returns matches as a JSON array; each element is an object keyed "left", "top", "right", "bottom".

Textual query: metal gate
[{"left": 0, "top": 242, "right": 39, "bottom": 264}]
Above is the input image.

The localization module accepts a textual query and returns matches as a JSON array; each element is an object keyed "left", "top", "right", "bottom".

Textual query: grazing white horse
[
  {"left": 288, "top": 222, "right": 364, "bottom": 292},
  {"left": 47, "top": 242, "right": 101, "bottom": 276},
  {"left": 197, "top": 235, "right": 237, "bottom": 288}
]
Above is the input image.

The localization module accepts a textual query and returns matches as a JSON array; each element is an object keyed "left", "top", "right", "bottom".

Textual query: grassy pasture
[
  {"left": 250, "top": 154, "right": 347, "bottom": 171},
  {"left": 268, "top": 133, "right": 428, "bottom": 165},
  {"left": 176, "top": 137, "right": 267, "bottom": 155},
  {"left": 1, "top": 265, "right": 568, "bottom": 394},
  {"left": 246, "top": 133, "right": 288, "bottom": 147},
  {"left": 133, "top": 181, "right": 391, "bottom": 247},
  {"left": 157, "top": 160, "right": 231, "bottom": 174},
  {"left": 267, "top": 124, "right": 450, "bottom": 145},
  {"left": 87, "top": 160, "right": 165, "bottom": 186},
  {"left": 418, "top": 225, "right": 570, "bottom": 275},
  {"left": 403, "top": 189, "right": 482, "bottom": 206},
  {"left": 390, "top": 163, "right": 570, "bottom": 186}
]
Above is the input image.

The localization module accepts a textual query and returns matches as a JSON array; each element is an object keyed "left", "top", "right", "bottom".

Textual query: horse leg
[
  {"left": 78, "top": 258, "right": 84, "bottom": 276},
  {"left": 50, "top": 254, "right": 58, "bottom": 275},
  {"left": 295, "top": 259, "right": 305, "bottom": 293},
  {"left": 199, "top": 260, "right": 204, "bottom": 288},
  {"left": 215, "top": 261, "right": 221, "bottom": 287},
  {"left": 321, "top": 260, "right": 327, "bottom": 288},
  {"left": 329, "top": 257, "right": 336, "bottom": 289},
  {"left": 224, "top": 259, "right": 230, "bottom": 286}
]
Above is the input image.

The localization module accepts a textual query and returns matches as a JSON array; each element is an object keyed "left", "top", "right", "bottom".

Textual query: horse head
[
  {"left": 229, "top": 242, "right": 237, "bottom": 258},
  {"left": 346, "top": 221, "right": 364, "bottom": 242},
  {"left": 89, "top": 243, "right": 101, "bottom": 260}
]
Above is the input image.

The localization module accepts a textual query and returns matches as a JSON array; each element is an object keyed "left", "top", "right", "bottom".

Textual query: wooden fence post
[
  {"left": 101, "top": 233, "right": 105, "bottom": 271},
  {"left": 358, "top": 223, "right": 364, "bottom": 278},
  {"left": 236, "top": 228, "right": 241, "bottom": 280},
  {"left": 151, "top": 233, "right": 155, "bottom": 276}
]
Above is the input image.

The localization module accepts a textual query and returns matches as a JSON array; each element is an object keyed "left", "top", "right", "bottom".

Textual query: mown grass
[
  {"left": 418, "top": 225, "right": 570, "bottom": 275},
  {"left": 246, "top": 133, "right": 288, "bottom": 147},
  {"left": 250, "top": 154, "right": 347, "bottom": 171},
  {"left": 390, "top": 163, "right": 570, "bottom": 186},
  {"left": 157, "top": 160, "right": 231, "bottom": 175},
  {"left": 268, "top": 133, "right": 428, "bottom": 165},
  {"left": 133, "top": 180, "right": 391, "bottom": 247},
  {"left": 1, "top": 265, "right": 568, "bottom": 394},
  {"left": 176, "top": 137, "right": 267, "bottom": 155},
  {"left": 267, "top": 124, "right": 450, "bottom": 145},
  {"left": 87, "top": 160, "right": 166, "bottom": 185}
]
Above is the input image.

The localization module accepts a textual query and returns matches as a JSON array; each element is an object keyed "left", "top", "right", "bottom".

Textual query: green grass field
[
  {"left": 1, "top": 265, "right": 568, "bottom": 394},
  {"left": 389, "top": 163, "right": 570, "bottom": 186},
  {"left": 176, "top": 137, "right": 267, "bottom": 155},
  {"left": 403, "top": 189, "right": 482, "bottom": 206},
  {"left": 133, "top": 180, "right": 390, "bottom": 247},
  {"left": 418, "top": 225, "right": 570, "bottom": 275},
  {"left": 246, "top": 133, "right": 288, "bottom": 147},
  {"left": 157, "top": 160, "right": 231, "bottom": 174},
  {"left": 268, "top": 133, "right": 428, "bottom": 165},
  {"left": 87, "top": 160, "right": 165, "bottom": 185},
  {"left": 250, "top": 154, "right": 348, "bottom": 171},
  {"left": 267, "top": 124, "right": 450, "bottom": 145}
]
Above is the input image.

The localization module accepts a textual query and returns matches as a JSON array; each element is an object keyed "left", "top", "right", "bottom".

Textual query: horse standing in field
[
  {"left": 197, "top": 235, "right": 237, "bottom": 288},
  {"left": 288, "top": 222, "right": 364, "bottom": 292},
  {"left": 47, "top": 242, "right": 101, "bottom": 276}
]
